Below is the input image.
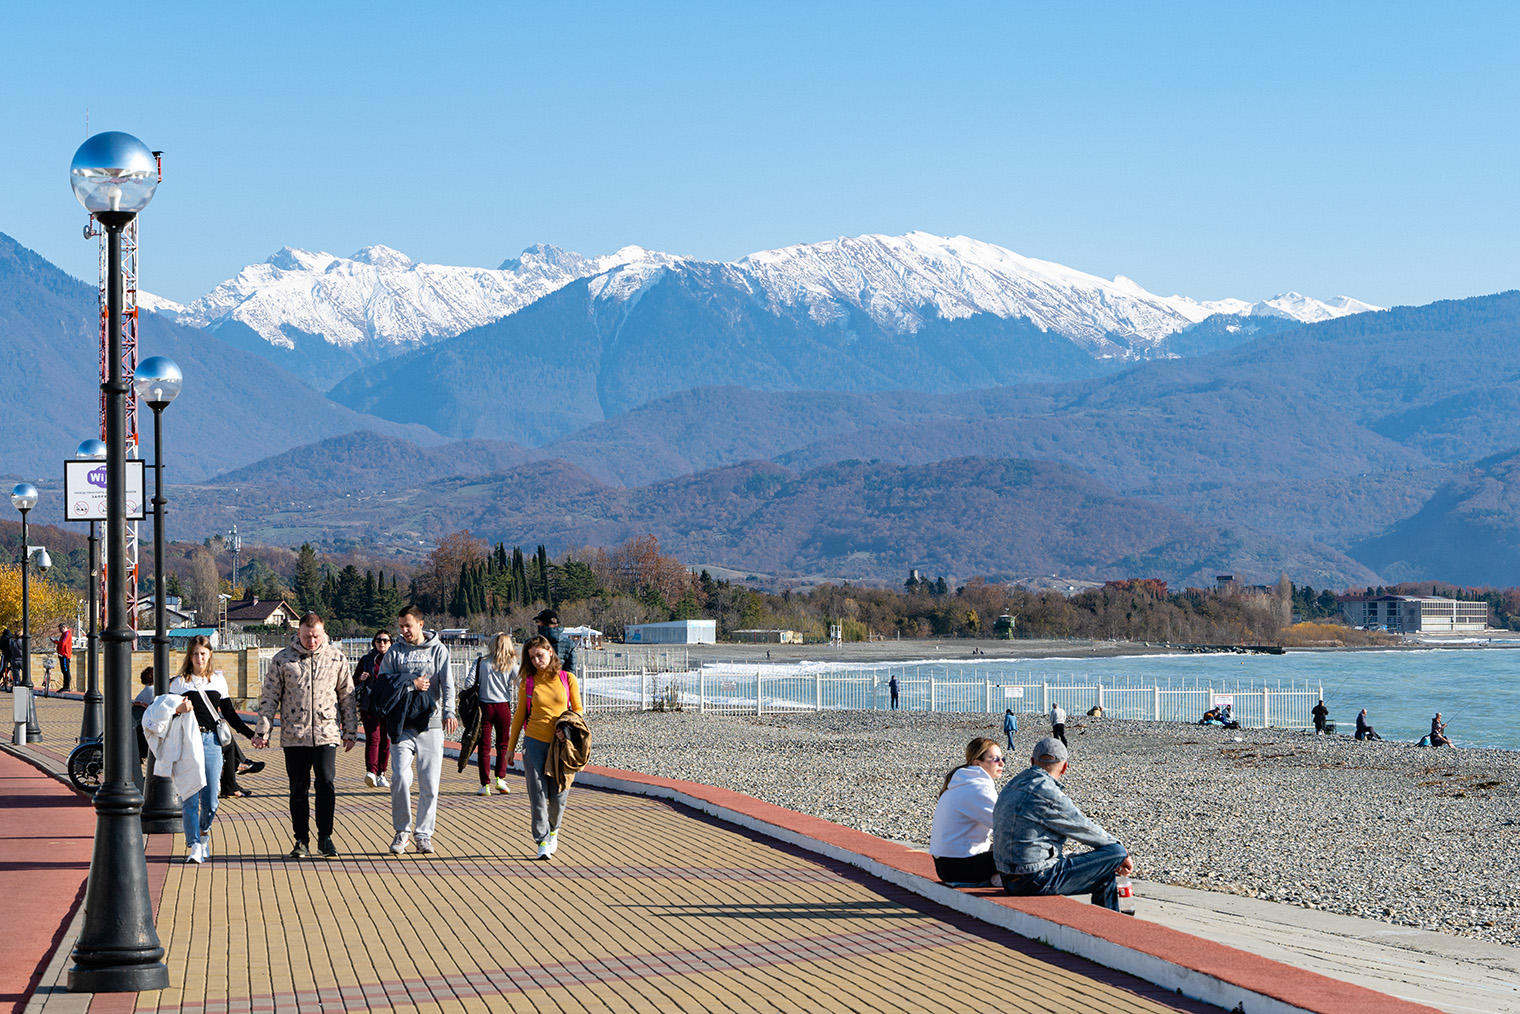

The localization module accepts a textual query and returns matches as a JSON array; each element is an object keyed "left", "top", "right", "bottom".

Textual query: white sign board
[
  {"left": 64, "top": 459, "right": 146, "bottom": 521},
  {"left": 1211, "top": 693, "right": 1235, "bottom": 707},
  {"left": 1003, "top": 686, "right": 1025, "bottom": 698}
]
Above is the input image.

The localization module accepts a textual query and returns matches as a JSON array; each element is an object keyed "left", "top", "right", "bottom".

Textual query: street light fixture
[
  {"left": 11, "top": 483, "right": 42, "bottom": 742},
  {"left": 66, "top": 130, "right": 170, "bottom": 994},
  {"left": 76, "top": 438, "right": 106, "bottom": 740},
  {"left": 134, "top": 356, "right": 183, "bottom": 833}
]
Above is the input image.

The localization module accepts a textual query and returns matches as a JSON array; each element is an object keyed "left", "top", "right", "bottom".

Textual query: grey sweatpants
[
  {"left": 523, "top": 735, "right": 568, "bottom": 844},
  {"left": 391, "top": 727, "right": 444, "bottom": 837}
]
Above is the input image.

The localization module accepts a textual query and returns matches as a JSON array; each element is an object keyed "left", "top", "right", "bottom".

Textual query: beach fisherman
[
  {"left": 1312, "top": 699, "right": 1329, "bottom": 735},
  {"left": 1049, "top": 703, "right": 1068, "bottom": 747},
  {"left": 1355, "top": 709, "right": 1382, "bottom": 741},
  {"left": 993, "top": 736, "right": 1133, "bottom": 910},
  {"left": 1003, "top": 708, "right": 1017, "bottom": 749},
  {"left": 889, "top": 673, "right": 900, "bottom": 709},
  {"left": 1429, "top": 713, "right": 1452, "bottom": 747}
]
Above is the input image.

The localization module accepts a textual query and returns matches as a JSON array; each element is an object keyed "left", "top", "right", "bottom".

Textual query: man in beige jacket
[{"left": 253, "top": 613, "right": 357, "bottom": 859}]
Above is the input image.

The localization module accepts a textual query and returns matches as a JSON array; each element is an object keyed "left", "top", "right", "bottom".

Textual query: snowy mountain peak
[
  {"left": 266, "top": 247, "right": 336, "bottom": 273},
  {"left": 348, "top": 245, "right": 414, "bottom": 270}
]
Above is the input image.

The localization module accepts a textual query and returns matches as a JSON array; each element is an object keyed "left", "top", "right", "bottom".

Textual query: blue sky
[{"left": 3, "top": 1, "right": 1516, "bottom": 307}]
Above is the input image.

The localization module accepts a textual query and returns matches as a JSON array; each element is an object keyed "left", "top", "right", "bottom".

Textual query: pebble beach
[{"left": 589, "top": 709, "right": 1520, "bottom": 947}]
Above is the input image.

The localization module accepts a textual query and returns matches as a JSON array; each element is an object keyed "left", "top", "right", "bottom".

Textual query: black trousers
[
  {"left": 284, "top": 745, "right": 337, "bottom": 843},
  {"left": 1052, "top": 722, "right": 1068, "bottom": 746}
]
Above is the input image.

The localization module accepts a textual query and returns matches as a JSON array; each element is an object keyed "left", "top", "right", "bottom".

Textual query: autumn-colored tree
[
  {"left": 422, "top": 531, "right": 488, "bottom": 613},
  {"left": 0, "top": 564, "right": 80, "bottom": 637},
  {"left": 601, "top": 535, "right": 692, "bottom": 606}
]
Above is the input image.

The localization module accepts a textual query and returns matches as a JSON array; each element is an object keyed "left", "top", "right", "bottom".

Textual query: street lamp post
[
  {"left": 66, "top": 130, "right": 170, "bottom": 994},
  {"left": 135, "top": 357, "right": 183, "bottom": 833},
  {"left": 77, "top": 439, "right": 106, "bottom": 741},
  {"left": 11, "top": 483, "right": 42, "bottom": 742}
]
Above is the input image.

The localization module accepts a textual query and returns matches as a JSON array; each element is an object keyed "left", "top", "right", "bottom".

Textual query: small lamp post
[
  {"left": 11, "top": 483, "right": 42, "bottom": 742},
  {"left": 135, "top": 356, "right": 183, "bottom": 833},
  {"left": 66, "top": 129, "right": 170, "bottom": 994},
  {"left": 76, "top": 439, "right": 106, "bottom": 741}
]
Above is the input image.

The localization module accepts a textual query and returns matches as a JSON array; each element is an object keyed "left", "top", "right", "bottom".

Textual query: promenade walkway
[{"left": 7, "top": 695, "right": 1459, "bottom": 1014}]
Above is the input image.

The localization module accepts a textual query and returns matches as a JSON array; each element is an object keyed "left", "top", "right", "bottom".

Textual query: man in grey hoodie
[{"left": 378, "top": 605, "right": 457, "bottom": 855}]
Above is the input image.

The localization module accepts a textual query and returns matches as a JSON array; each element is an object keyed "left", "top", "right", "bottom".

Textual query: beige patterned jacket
[{"left": 253, "top": 637, "right": 357, "bottom": 747}]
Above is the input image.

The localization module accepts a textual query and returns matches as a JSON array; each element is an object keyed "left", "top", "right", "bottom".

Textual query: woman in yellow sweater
[{"left": 506, "top": 634, "right": 583, "bottom": 859}]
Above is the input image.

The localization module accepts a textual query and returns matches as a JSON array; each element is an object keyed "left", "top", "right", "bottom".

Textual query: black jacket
[
  {"left": 538, "top": 626, "right": 577, "bottom": 676},
  {"left": 370, "top": 669, "right": 438, "bottom": 740}
]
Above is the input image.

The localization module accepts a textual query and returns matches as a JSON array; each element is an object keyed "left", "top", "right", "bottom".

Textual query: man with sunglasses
[{"left": 993, "top": 737, "right": 1134, "bottom": 911}]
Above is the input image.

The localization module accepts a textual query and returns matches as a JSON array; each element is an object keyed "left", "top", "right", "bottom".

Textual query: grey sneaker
[
  {"left": 388, "top": 832, "right": 410, "bottom": 855},
  {"left": 288, "top": 840, "right": 310, "bottom": 859},
  {"left": 415, "top": 834, "right": 435, "bottom": 854}
]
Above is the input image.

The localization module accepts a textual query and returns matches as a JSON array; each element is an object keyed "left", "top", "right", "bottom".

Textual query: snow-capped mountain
[
  {"left": 151, "top": 231, "right": 1378, "bottom": 376},
  {"left": 165, "top": 242, "right": 673, "bottom": 352},
  {"left": 599, "top": 231, "right": 1379, "bottom": 359}
]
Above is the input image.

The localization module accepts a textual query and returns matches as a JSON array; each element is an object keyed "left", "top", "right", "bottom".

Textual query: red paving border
[
  {"left": 574, "top": 761, "right": 1446, "bottom": 1014},
  {"left": 0, "top": 748, "right": 94, "bottom": 1014}
]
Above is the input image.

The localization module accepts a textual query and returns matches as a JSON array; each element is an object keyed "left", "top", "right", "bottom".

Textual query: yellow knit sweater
[{"left": 508, "top": 670, "right": 583, "bottom": 747}]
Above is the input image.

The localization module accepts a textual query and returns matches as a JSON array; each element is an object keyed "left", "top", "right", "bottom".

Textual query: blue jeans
[
  {"left": 181, "top": 732, "right": 223, "bottom": 847},
  {"left": 1004, "top": 842, "right": 1128, "bottom": 910}
]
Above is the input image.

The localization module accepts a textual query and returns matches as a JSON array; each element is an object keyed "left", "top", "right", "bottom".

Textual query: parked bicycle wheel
[{"left": 68, "top": 740, "right": 104, "bottom": 794}]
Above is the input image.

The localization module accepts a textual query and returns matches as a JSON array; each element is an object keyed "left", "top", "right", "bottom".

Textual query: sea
[
  {"left": 712, "top": 644, "right": 1520, "bottom": 752},
  {"left": 904, "top": 646, "right": 1520, "bottom": 752}
]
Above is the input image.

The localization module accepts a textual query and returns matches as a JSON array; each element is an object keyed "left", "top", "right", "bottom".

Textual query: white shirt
[
  {"left": 929, "top": 766, "right": 998, "bottom": 858},
  {"left": 1050, "top": 705, "right": 1066, "bottom": 725}
]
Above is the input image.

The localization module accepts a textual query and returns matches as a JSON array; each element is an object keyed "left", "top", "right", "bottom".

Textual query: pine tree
[
  {"left": 293, "top": 543, "right": 323, "bottom": 616},
  {"left": 536, "top": 545, "right": 552, "bottom": 605}
]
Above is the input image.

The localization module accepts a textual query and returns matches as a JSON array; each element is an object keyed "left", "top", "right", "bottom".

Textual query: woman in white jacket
[{"left": 928, "top": 737, "right": 1005, "bottom": 886}]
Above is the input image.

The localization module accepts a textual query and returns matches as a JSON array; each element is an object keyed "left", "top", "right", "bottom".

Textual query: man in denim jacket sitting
[{"left": 992, "top": 736, "right": 1134, "bottom": 910}]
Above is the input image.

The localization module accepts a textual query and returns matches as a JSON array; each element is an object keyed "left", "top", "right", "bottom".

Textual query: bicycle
[{"left": 67, "top": 736, "right": 104, "bottom": 794}]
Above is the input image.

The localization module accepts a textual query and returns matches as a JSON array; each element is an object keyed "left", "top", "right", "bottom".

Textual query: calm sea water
[{"left": 939, "top": 648, "right": 1520, "bottom": 752}]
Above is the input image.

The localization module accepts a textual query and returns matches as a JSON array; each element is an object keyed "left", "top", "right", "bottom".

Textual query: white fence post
[
  {"left": 1154, "top": 686, "right": 1161, "bottom": 721},
  {"left": 699, "top": 667, "right": 706, "bottom": 714},
  {"left": 1042, "top": 682, "right": 1050, "bottom": 715},
  {"left": 1097, "top": 682, "right": 1104, "bottom": 712},
  {"left": 1263, "top": 688, "right": 1271, "bottom": 727},
  {"left": 984, "top": 675, "right": 991, "bottom": 712},
  {"left": 815, "top": 671, "right": 822, "bottom": 711},
  {"left": 756, "top": 672, "right": 762, "bottom": 716},
  {"left": 929, "top": 679, "right": 936, "bottom": 712}
]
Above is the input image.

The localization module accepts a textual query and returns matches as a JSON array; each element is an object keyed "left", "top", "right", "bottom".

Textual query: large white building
[{"left": 1339, "top": 594, "right": 1488, "bottom": 633}]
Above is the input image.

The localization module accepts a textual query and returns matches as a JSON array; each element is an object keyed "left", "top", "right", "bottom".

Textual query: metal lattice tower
[{"left": 89, "top": 156, "right": 157, "bottom": 634}]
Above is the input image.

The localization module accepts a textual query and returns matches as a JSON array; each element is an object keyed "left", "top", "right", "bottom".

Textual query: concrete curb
[{"left": 572, "top": 762, "right": 1444, "bottom": 1014}]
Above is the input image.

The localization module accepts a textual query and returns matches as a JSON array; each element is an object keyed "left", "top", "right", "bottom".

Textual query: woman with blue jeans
[{"left": 169, "top": 635, "right": 253, "bottom": 864}]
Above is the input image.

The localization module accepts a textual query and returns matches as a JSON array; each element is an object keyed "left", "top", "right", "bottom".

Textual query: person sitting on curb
[
  {"left": 929, "top": 737, "right": 1005, "bottom": 887},
  {"left": 993, "top": 736, "right": 1134, "bottom": 911}
]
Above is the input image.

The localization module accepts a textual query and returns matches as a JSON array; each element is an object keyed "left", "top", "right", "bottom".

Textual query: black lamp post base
[
  {"left": 80, "top": 689, "right": 104, "bottom": 741},
  {"left": 68, "top": 960, "right": 171, "bottom": 994},
  {"left": 140, "top": 765, "right": 181, "bottom": 833}
]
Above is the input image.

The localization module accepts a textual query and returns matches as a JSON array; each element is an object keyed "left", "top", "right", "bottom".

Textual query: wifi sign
[{"left": 87, "top": 466, "right": 107, "bottom": 487}]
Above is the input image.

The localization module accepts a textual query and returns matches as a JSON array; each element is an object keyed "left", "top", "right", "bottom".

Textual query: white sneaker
[
  {"left": 202, "top": 839, "right": 212, "bottom": 861},
  {"left": 364, "top": 771, "right": 378, "bottom": 788},
  {"left": 545, "top": 830, "right": 559, "bottom": 856},
  {"left": 389, "top": 832, "right": 411, "bottom": 855},
  {"left": 378, "top": 775, "right": 390, "bottom": 788},
  {"left": 415, "top": 834, "right": 434, "bottom": 854},
  {"left": 535, "top": 840, "right": 551, "bottom": 860},
  {"left": 186, "top": 842, "right": 205, "bottom": 864},
  {"left": 475, "top": 783, "right": 494, "bottom": 796},
  {"left": 494, "top": 777, "right": 511, "bottom": 794}
]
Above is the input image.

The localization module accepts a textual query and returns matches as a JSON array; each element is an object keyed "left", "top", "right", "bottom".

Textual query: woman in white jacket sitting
[{"left": 928, "top": 736, "right": 1006, "bottom": 886}]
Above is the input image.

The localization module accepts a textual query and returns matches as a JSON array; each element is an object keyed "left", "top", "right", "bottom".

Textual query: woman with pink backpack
[{"left": 505, "top": 634, "right": 583, "bottom": 859}]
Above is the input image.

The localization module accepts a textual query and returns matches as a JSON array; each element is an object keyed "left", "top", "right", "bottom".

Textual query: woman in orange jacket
[{"left": 506, "top": 634, "right": 582, "bottom": 860}]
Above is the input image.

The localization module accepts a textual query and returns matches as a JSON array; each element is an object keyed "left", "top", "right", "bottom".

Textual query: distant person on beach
[
  {"left": 1355, "top": 709, "right": 1382, "bottom": 741},
  {"left": 993, "top": 736, "right": 1132, "bottom": 910},
  {"left": 252, "top": 613, "right": 357, "bottom": 859},
  {"left": 889, "top": 674, "right": 900, "bottom": 709},
  {"left": 929, "top": 737, "right": 1005, "bottom": 887},
  {"left": 534, "top": 609, "right": 577, "bottom": 677},
  {"left": 1429, "top": 713, "right": 1452, "bottom": 747},
  {"left": 379, "top": 605, "right": 457, "bottom": 856},
  {"left": 1049, "top": 704, "right": 1067, "bottom": 747},
  {"left": 1003, "top": 708, "right": 1017, "bottom": 749},
  {"left": 1313, "top": 699, "right": 1329, "bottom": 735}
]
